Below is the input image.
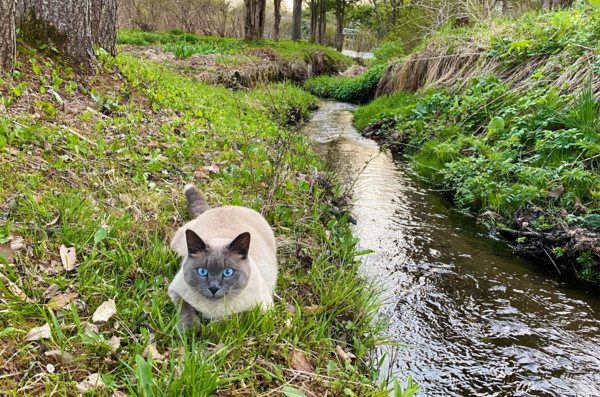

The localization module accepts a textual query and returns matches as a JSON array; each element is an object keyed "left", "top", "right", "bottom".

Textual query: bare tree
[
  {"left": 92, "top": 0, "right": 117, "bottom": 56},
  {"left": 0, "top": 0, "right": 17, "bottom": 74},
  {"left": 291, "top": 0, "right": 302, "bottom": 40},
  {"left": 273, "top": 0, "right": 282, "bottom": 40},
  {"left": 244, "top": 0, "right": 266, "bottom": 40},
  {"left": 335, "top": 0, "right": 346, "bottom": 51}
]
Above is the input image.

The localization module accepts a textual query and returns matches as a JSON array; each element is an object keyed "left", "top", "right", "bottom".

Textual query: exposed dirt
[{"left": 121, "top": 45, "right": 347, "bottom": 89}]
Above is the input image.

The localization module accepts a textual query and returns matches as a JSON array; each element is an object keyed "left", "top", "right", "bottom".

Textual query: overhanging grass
[
  {"left": 0, "top": 46, "right": 404, "bottom": 395},
  {"left": 304, "top": 64, "right": 385, "bottom": 103}
]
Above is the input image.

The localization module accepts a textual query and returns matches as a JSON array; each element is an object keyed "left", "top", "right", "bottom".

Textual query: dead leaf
[
  {"left": 108, "top": 335, "right": 121, "bottom": 353},
  {"left": 560, "top": 208, "right": 568, "bottom": 216},
  {"left": 335, "top": 345, "right": 350, "bottom": 362},
  {"left": 10, "top": 236, "right": 24, "bottom": 251},
  {"left": 84, "top": 322, "right": 99, "bottom": 336},
  {"left": 575, "top": 197, "right": 588, "bottom": 214},
  {"left": 24, "top": 323, "right": 52, "bottom": 341},
  {"left": 285, "top": 303, "right": 296, "bottom": 316},
  {"left": 302, "top": 305, "right": 321, "bottom": 314},
  {"left": 46, "top": 215, "right": 60, "bottom": 226},
  {"left": 47, "top": 292, "right": 78, "bottom": 309},
  {"left": 42, "top": 284, "right": 59, "bottom": 300},
  {"left": 194, "top": 167, "right": 209, "bottom": 179},
  {"left": 59, "top": 245, "right": 77, "bottom": 271},
  {"left": 39, "top": 260, "right": 59, "bottom": 276},
  {"left": 142, "top": 344, "right": 166, "bottom": 361},
  {"left": 0, "top": 273, "right": 33, "bottom": 302},
  {"left": 44, "top": 140, "right": 52, "bottom": 152},
  {"left": 75, "top": 373, "right": 105, "bottom": 392},
  {"left": 0, "top": 243, "right": 15, "bottom": 264},
  {"left": 45, "top": 349, "right": 75, "bottom": 364},
  {"left": 160, "top": 142, "right": 174, "bottom": 149},
  {"left": 147, "top": 141, "right": 159, "bottom": 149},
  {"left": 205, "top": 161, "right": 220, "bottom": 174},
  {"left": 92, "top": 299, "right": 117, "bottom": 323},
  {"left": 112, "top": 391, "right": 128, "bottom": 397},
  {"left": 548, "top": 184, "right": 564, "bottom": 200},
  {"left": 304, "top": 174, "right": 315, "bottom": 184},
  {"left": 289, "top": 350, "right": 313, "bottom": 373}
]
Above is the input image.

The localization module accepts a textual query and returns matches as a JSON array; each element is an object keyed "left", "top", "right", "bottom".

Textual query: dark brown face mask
[{"left": 182, "top": 230, "right": 252, "bottom": 300}]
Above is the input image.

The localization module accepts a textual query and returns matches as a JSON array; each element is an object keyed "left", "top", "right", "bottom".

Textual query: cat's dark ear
[
  {"left": 186, "top": 229, "right": 207, "bottom": 255},
  {"left": 228, "top": 232, "right": 251, "bottom": 258}
]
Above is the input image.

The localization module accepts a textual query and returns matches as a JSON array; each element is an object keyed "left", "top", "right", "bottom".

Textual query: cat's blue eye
[
  {"left": 222, "top": 268, "right": 234, "bottom": 278},
  {"left": 197, "top": 267, "right": 208, "bottom": 277}
]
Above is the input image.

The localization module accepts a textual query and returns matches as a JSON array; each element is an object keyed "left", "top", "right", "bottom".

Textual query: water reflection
[{"left": 306, "top": 101, "right": 600, "bottom": 397}]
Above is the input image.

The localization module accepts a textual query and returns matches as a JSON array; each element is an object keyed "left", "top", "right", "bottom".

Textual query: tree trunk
[
  {"left": 309, "top": 0, "right": 317, "bottom": 42},
  {"left": 20, "top": 0, "right": 97, "bottom": 72},
  {"left": 318, "top": 0, "right": 326, "bottom": 45},
  {"left": 273, "top": 0, "right": 281, "bottom": 40},
  {"left": 0, "top": 0, "right": 17, "bottom": 74},
  {"left": 335, "top": 0, "right": 345, "bottom": 51},
  {"left": 244, "top": 0, "right": 260, "bottom": 40},
  {"left": 258, "top": 0, "right": 266, "bottom": 39},
  {"left": 92, "top": 0, "right": 117, "bottom": 56},
  {"left": 291, "top": 0, "right": 302, "bottom": 40}
]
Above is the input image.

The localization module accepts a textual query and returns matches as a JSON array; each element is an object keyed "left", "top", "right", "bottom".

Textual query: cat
[{"left": 168, "top": 184, "right": 278, "bottom": 330}]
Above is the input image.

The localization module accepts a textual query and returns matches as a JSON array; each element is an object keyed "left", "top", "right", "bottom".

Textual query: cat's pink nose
[{"left": 209, "top": 286, "right": 219, "bottom": 295}]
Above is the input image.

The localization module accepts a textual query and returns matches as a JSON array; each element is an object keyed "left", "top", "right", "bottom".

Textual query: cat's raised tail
[{"left": 184, "top": 184, "right": 210, "bottom": 218}]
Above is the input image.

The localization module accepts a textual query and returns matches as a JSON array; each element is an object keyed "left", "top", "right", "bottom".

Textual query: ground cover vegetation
[
  {"left": 349, "top": 3, "right": 600, "bottom": 282},
  {"left": 0, "top": 39, "right": 421, "bottom": 395},
  {"left": 118, "top": 29, "right": 353, "bottom": 88},
  {"left": 304, "top": 64, "right": 385, "bottom": 103}
]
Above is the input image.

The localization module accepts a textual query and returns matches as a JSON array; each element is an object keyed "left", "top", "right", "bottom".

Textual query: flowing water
[{"left": 305, "top": 101, "right": 600, "bottom": 397}]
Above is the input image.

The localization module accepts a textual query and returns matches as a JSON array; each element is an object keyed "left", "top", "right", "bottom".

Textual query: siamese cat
[{"left": 168, "top": 185, "right": 278, "bottom": 330}]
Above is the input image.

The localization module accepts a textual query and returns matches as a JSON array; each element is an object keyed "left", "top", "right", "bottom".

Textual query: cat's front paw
[{"left": 177, "top": 314, "right": 201, "bottom": 332}]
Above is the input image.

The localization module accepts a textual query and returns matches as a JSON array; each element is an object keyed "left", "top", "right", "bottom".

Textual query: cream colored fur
[{"left": 168, "top": 206, "right": 277, "bottom": 319}]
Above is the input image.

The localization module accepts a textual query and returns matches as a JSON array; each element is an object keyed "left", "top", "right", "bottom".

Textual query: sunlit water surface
[{"left": 305, "top": 101, "right": 600, "bottom": 397}]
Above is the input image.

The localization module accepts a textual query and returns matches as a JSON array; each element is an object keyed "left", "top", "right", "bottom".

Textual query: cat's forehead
[{"left": 187, "top": 248, "right": 245, "bottom": 269}]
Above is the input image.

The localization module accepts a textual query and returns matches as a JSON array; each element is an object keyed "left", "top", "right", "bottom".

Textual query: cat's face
[{"left": 182, "top": 230, "right": 251, "bottom": 300}]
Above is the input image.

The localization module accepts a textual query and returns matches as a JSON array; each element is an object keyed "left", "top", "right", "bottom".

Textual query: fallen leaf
[
  {"left": 0, "top": 273, "right": 33, "bottom": 302},
  {"left": 575, "top": 197, "right": 588, "bottom": 214},
  {"left": 301, "top": 305, "right": 321, "bottom": 314},
  {"left": 24, "top": 323, "right": 52, "bottom": 341},
  {"left": 92, "top": 299, "right": 117, "bottom": 323},
  {"left": 10, "top": 236, "right": 24, "bottom": 251},
  {"left": 45, "top": 349, "right": 75, "bottom": 364},
  {"left": 147, "top": 141, "right": 159, "bottom": 149},
  {"left": 194, "top": 167, "right": 209, "bottom": 179},
  {"left": 160, "top": 142, "right": 174, "bottom": 149},
  {"left": 548, "top": 184, "right": 564, "bottom": 200},
  {"left": 142, "top": 344, "right": 166, "bottom": 361},
  {"left": 108, "top": 335, "right": 121, "bottom": 353},
  {"left": 84, "top": 322, "right": 99, "bottom": 336},
  {"left": 44, "top": 140, "right": 52, "bottom": 152},
  {"left": 75, "top": 373, "right": 105, "bottom": 392},
  {"left": 285, "top": 303, "right": 296, "bottom": 316},
  {"left": 0, "top": 243, "right": 15, "bottom": 264},
  {"left": 39, "top": 260, "right": 59, "bottom": 276},
  {"left": 289, "top": 349, "right": 313, "bottom": 373},
  {"left": 205, "top": 161, "right": 220, "bottom": 174},
  {"left": 46, "top": 215, "right": 60, "bottom": 227},
  {"left": 335, "top": 345, "right": 350, "bottom": 362},
  {"left": 560, "top": 208, "right": 568, "bottom": 216},
  {"left": 42, "top": 284, "right": 59, "bottom": 300},
  {"left": 59, "top": 245, "right": 77, "bottom": 271},
  {"left": 47, "top": 292, "right": 78, "bottom": 309},
  {"left": 112, "top": 391, "right": 128, "bottom": 397}
]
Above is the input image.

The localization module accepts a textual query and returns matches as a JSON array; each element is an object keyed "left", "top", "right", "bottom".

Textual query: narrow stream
[{"left": 306, "top": 101, "right": 600, "bottom": 397}]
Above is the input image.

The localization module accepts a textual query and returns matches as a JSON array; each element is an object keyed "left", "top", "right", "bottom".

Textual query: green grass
[
  {"left": 304, "top": 64, "right": 385, "bottom": 103},
  {"left": 0, "top": 46, "right": 409, "bottom": 395},
  {"left": 117, "top": 29, "right": 353, "bottom": 67}
]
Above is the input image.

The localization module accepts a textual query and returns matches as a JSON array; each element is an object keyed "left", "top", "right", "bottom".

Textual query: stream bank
[{"left": 305, "top": 100, "right": 600, "bottom": 396}]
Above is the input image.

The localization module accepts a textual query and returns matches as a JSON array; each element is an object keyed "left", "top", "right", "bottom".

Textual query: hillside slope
[{"left": 354, "top": 5, "right": 600, "bottom": 282}]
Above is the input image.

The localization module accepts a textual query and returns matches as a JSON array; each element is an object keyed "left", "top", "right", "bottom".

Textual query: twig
[{"left": 543, "top": 247, "right": 561, "bottom": 275}]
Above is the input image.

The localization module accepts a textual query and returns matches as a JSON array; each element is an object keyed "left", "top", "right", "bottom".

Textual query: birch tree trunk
[
  {"left": 0, "top": 0, "right": 17, "bottom": 74},
  {"left": 20, "top": 0, "right": 98, "bottom": 72},
  {"left": 92, "top": 0, "right": 117, "bottom": 56}
]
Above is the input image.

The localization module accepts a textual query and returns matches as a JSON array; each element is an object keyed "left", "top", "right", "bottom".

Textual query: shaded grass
[
  {"left": 304, "top": 65, "right": 385, "bottom": 104},
  {"left": 0, "top": 46, "right": 404, "bottom": 395}
]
